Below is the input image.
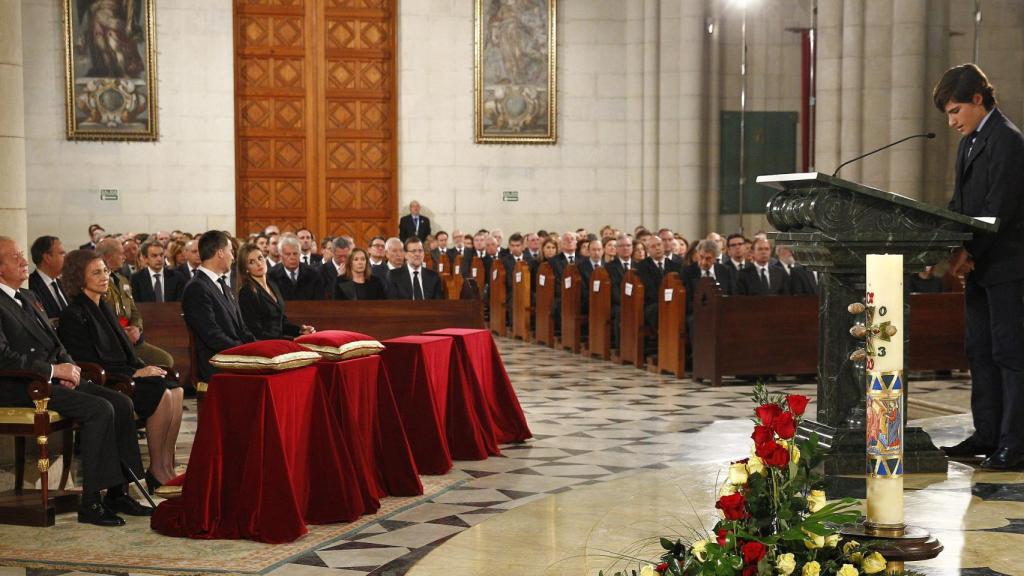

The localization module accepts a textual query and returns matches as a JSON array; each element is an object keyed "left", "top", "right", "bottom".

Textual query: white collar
[
  {"left": 407, "top": 263, "right": 423, "bottom": 275},
  {"left": 0, "top": 283, "right": 19, "bottom": 302},
  {"left": 731, "top": 258, "right": 744, "bottom": 268},
  {"left": 701, "top": 267, "right": 716, "bottom": 278},
  {"left": 36, "top": 269, "right": 57, "bottom": 285},
  {"left": 198, "top": 266, "right": 224, "bottom": 284},
  {"left": 975, "top": 107, "right": 995, "bottom": 134},
  {"left": 149, "top": 267, "right": 164, "bottom": 278},
  {"left": 756, "top": 262, "right": 770, "bottom": 272}
]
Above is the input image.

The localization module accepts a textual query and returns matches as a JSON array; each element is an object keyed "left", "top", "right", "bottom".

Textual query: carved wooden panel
[{"left": 235, "top": 0, "right": 396, "bottom": 245}]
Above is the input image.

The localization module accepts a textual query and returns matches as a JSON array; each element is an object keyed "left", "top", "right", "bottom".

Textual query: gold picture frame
[
  {"left": 474, "top": 0, "right": 557, "bottom": 144},
  {"left": 63, "top": 0, "right": 159, "bottom": 141}
]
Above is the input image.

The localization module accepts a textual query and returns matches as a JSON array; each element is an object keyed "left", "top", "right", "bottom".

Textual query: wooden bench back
[
  {"left": 445, "top": 272, "right": 464, "bottom": 300},
  {"left": 511, "top": 260, "right": 532, "bottom": 341},
  {"left": 587, "top": 267, "right": 611, "bottom": 360},
  {"left": 618, "top": 269, "right": 646, "bottom": 367},
  {"left": 559, "top": 264, "right": 584, "bottom": 353},
  {"left": 656, "top": 272, "right": 687, "bottom": 378},
  {"left": 534, "top": 262, "right": 556, "bottom": 347},
  {"left": 437, "top": 253, "right": 451, "bottom": 275},
  {"left": 489, "top": 263, "right": 508, "bottom": 336}
]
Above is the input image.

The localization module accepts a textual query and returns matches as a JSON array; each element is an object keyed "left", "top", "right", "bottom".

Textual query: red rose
[
  {"left": 761, "top": 442, "right": 791, "bottom": 468},
  {"left": 787, "top": 394, "right": 810, "bottom": 416},
  {"left": 716, "top": 529, "right": 729, "bottom": 547},
  {"left": 751, "top": 425, "right": 774, "bottom": 447},
  {"left": 741, "top": 541, "right": 767, "bottom": 564},
  {"left": 755, "top": 403, "right": 783, "bottom": 427},
  {"left": 655, "top": 562, "right": 668, "bottom": 573},
  {"left": 774, "top": 411, "right": 796, "bottom": 439},
  {"left": 716, "top": 492, "right": 748, "bottom": 520}
]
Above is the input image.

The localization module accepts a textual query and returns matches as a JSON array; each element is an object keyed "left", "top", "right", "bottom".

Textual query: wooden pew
[
  {"left": 688, "top": 279, "right": 968, "bottom": 385},
  {"left": 618, "top": 270, "right": 646, "bottom": 367},
  {"left": 445, "top": 272, "right": 464, "bottom": 300},
  {"left": 437, "top": 254, "right": 450, "bottom": 275},
  {"left": 534, "top": 262, "right": 556, "bottom": 347},
  {"left": 587, "top": 267, "right": 612, "bottom": 360},
  {"left": 137, "top": 300, "right": 485, "bottom": 386},
  {"left": 453, "top": 255, "right": 464, "bottom": 277},
  {"left": 559, "top": 264, "right": 585, "bottom": 353},
  {"left": 469, "top": 258, "right": 486, "bottom": 289},
  {"left": 511, "top": 260, "right": 532, "bottom": 341},
  {"left": 489, "top": 263, "right": 508, "bottom": 336},
  {"left": 424, "top": 251, "right": 434, "bottom": 270},
  {"left": 657, "top": 272, "right": 687, "bottom": 378}
]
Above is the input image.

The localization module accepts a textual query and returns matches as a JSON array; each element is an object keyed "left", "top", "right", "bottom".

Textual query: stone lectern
[{"left": 758, "top": 172, "right": 998, "bottom": 474}]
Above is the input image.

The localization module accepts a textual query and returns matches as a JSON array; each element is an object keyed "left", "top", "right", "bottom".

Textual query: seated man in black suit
[
  {"left": 682, "top": 239, "right": 735, "bottom": 335},
  {"left": 319, "top": 236, "right": 351, "bottom": 298},
  {"left": 0, "top": 236, "right": 150, "bottom": 525},
  {"left": 120, "top": 238, "right": 139, "bottom": 278},
  {"left": 268, "top": 235, "right": 324, "bottom": 300},
  {"left": 386, "top": 237, "right": 443, "bottom": 300},
  {"left": 735, "top": 238, "right": 790, "bottom": 296},
  {"left": 368, "top": 235, "right": 388, "bottom": 268},
  {"left": 724, "top": 233, "right": 749, "bottom": 279},
  {"left": 296, "top": 228, "right": 322, "bottom": 267},
  {"left": 372, "top": 237, "right": 405, "bottom": 285},
  {"left": 398, "top": 200, "right": 431, "bottom": 243},
  {"left": 130, "top": 240, "right": 185, "bottom": 302},
  {"left": 775, "top": 245, "right": 818, "bottom": 295},
  {"left": 181, "top": 230, "right": 255, "bottom": 382},
  {"left": 636, "top": 235, "right": 683, "bottom": 330},
  {"left": 577, "top": 234, "right": 604, "bottom": 288},
  {"left": 28, "top": 235, "right": 69, "bottom": 321}
]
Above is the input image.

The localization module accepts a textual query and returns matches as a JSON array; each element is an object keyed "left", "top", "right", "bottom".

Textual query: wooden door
[{"left": 234, "top": 0, "right": 397, "bottom": 244}]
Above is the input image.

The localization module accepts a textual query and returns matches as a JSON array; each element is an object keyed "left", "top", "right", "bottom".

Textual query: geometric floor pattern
[{"left": 4, "top": 336, "right": 975, "bottom": 576}]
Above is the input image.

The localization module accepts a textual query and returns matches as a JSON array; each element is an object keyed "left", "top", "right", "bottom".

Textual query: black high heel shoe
[{"left": 144, "top": 470, "right": 163, "bottom": 495}]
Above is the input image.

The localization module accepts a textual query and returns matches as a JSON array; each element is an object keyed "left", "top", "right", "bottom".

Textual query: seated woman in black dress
[
  {"left": 237, "top": 243, "right": 315, "bottom": 340},
  {"left": 334, "top": 247, "right": 386, "bottom": 300},
  {"left": 58, "top": 250, "right": 183, "bottom": 493}
]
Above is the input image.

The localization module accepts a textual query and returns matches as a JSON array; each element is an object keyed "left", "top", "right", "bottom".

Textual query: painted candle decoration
[{"left": 864, "top": 254, "right": 905, "bottom": 529}]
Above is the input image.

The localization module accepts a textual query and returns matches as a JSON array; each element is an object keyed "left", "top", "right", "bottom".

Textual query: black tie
[
  {"left": 154, "top": 273, "right": 164, "bottom": 303},
  {"left": 760, "top": 268, "right": 769, "bottom": 291},
  {"left": 568, "top": 255, "right": 574, "bottom": 264},
  {"left": 290, "top": 269, "right": 298, "bottom": 284},
  {"left": 657, "top": 260, "right": 664, "bottom": 273},
  {"left": 625, "top": 261, "right": 630, "bottom": 271},
  {"left": 302, "top": 255, "right": 308, "bottom": 265},
  {"left": 52, "top": 280, "right": 68, "bottom": 310},
  {"left": 412, "top": 270, "right": 424, "bottom": 300},
  {"left": 218, "top": 276, "right": 233, "bottom": 301},
  {"left": 968, "top": 131, "right": 980, "bottom": 157},
  {"left": 14, "top": 292, "right": 48, "bottom": 331},
  {"left": 703, "top": 270, "right": 711, "bottom": 278}
]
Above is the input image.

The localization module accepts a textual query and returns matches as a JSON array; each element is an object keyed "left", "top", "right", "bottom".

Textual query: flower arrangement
[{"left": 604, "top": 385, "right": 887, "bottom": 576}]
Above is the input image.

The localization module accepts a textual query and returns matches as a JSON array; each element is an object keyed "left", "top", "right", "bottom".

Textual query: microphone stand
[{"left": 832, "top": 133, "right": 935, "bottom": 178}]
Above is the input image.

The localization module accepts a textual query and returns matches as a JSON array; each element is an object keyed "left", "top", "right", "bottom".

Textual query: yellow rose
[
  {"left": 806, "top": 489, "right": 827, "bottom": 513},
  {"left": 729, "top": 462, "right": 749, "bottom": 485},
  {"left": 639, "top": 565, "right": 657, "bottom": 576},
  {"left": 838, "top": 564, "right": 860, "bottom": 576},
  {"left": 803, "top": 531, "right": 825, "bottom": 549},
  {"left": 747, "top": 453, "right": 766, "bottom": 475},
  {"left": 842, "top": 540, "right": 860, "bottom": 554},
  {"left": 825, "top": 533, "right": 840, "bottom": 548},
  {"left": 776, "top": 553, "right": 796, "bottom": 575},
  {"left": 801, "top": 561, "right": 821, "bottom": 576},
  {"left": 692, "top": 539, "right": 708, "bottom": 561},
  {"left": 861, "top": 552, "right": 886, "bottom": 574},
  {"left": 792, "top": 444, "right": 801, "bottom": 463},
  {"left": 719, "top": 482, "right": 738, "bottom": 497}
]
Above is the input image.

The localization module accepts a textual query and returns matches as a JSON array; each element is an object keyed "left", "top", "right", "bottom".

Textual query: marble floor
[{"left": 3, "top": 336, "right": 1014, "bottom": 576}]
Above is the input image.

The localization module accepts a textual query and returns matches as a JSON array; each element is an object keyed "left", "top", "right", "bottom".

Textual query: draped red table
[
  {"left": 380, "top": 335, "right": 455, "bottom": 473},
  {"left": 422, "top": 328, "right": 532, "bottom": 448},
  {"left": 316, "top": 355, "right": 423, "bottom": 497},
  {"left": 151, "top": 366, "right": 378, "bottom": 543}
]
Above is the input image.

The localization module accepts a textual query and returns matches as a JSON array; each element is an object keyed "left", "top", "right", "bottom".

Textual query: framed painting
[
  {"left": 62, "top": 0, "right": 158, "bottom": 141},
  {"left": 474, "top": 0, "right": 557, "bottom": 144}
]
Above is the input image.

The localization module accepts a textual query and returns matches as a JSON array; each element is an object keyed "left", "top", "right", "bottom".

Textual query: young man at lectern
[{"left": 933, "top": 64, "right": 1024, "bottom": 470}]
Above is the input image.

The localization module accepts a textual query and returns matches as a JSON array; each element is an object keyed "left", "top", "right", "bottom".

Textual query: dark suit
[
  {"left": 577, "top": 259, "right": 603, "bottom": 288},
  {"left": 299, "top": 253, "right": 322, "bottom": 267},
  {"left": 28, "top": 270, "right": 68, "bottom": 320},
  {"left": 398, "top": 214, "right": 431, "bottom": 242},
  {"left": 462, "top": 253, "right": 492, "bottom": 285},
  {"left": 335, "top": 276, "right": 387, "bottom": 301},
  {"left": 237, "top": 280, "right": 301, "bottom": 340},
  {"left": 606, "top": 258, "right": 634, "bottom": 308},
  {"left": 130, "top": 267, "right": 185, "bottom": 303},
  {"left": 176, "top": 263, "right": 199, "bottom": 281},
  {"left": 735, "top": 263, "right": 790, "bottom": 296},
  {"left": 181, "top": 272, "right": 255, "bottom": 382},
  {"left": 785, "top": 264, "right": 818, "bottom": 295},
  {"left": 681, "top": 263, "right": 735, "bottom": 301},
  {"left": 268, "top": 263, "right": 324, "bottom": 301},
  {"left": 949, "top": 108, "right": 1024, "bottom": 451},
  {"left": 386, "top": 266, "right": 444, "bottom": 300},
  {"left": 635, "top": 258, "right": 683, "bottom": 329},
  {"left": 0, "top": 288, "right": 141, "bottom": 494}
]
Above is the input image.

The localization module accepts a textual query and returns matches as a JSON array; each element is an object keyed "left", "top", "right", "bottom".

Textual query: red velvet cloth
[
  {"left": 150, "top": 366, "right": 378, "bottom": 543},
  {"left": 380, "top": 335, "right": 455, "bottom": 474},
  {"left": 316, "top": 355, "right": 423, "bottom": 498},
  {"left": 423, "top": 328, "right": 532, "bottom": 448}
]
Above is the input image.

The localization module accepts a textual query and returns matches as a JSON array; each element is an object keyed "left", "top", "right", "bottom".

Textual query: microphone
[{"left": 832, "top": 132, "right": 936, "bottom": 177}]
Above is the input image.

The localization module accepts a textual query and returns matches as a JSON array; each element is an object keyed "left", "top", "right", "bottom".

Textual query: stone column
[
  {"left": 887, "top": 0, "right": 928, "bottom": 200},
  {"left": 0, "top": 0, "right": 28, "bottom": 250},
  {"left": 838, "top": 0, "right": 863, "bottom": 182},
  {"left": 814, "top": 0, "right": 843, "bottom": 175}
]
